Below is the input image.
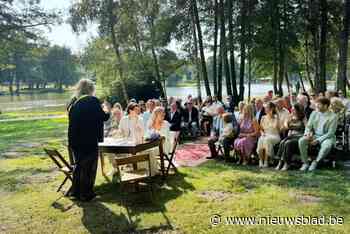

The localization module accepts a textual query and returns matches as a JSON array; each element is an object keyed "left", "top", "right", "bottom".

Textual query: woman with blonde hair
[
  {"left": 235, "top": 101, "right": 246, "bottom": 121},
  {"left": 234, "top": 104, "right": 259, "bottom": 165},
  {"left": 145, "top": 106, "right": 173, "bottom": 176},
  {"left": 330, "top": 97, "right": 346, "bottom": 128}
]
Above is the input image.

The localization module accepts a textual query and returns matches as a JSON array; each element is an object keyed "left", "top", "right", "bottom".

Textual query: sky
[
  {"left": 38, "top": 0, "right": 183, "bottom": 55},
  {"left": 39, "top": 0, "right": 98, "bottom": 54}
]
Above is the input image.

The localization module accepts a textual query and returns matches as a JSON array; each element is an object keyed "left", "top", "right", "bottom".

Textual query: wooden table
[{"left": 98, "top": 137, "right": 165, "bottom": 178}]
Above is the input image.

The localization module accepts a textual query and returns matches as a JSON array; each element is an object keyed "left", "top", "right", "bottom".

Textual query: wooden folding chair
[
  {"left": 44, "top": 148, "right": 73, "bottom": 193},
  {"left": 114, "top": 154, "right": 154, "bottom": 198},
  {"left": 164, "top": 132, "right": 180, "bottom": 175}
]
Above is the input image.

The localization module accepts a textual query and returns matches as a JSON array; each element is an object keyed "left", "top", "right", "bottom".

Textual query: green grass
[
  {"left": 0, "top": 106, "right": 66, "bottom": 120},
  {"left": 0, "top": 117, "right": 67, "bottom": 153},
  {"left": 1, "top": 117, "right": 350, "bottom": 233}
]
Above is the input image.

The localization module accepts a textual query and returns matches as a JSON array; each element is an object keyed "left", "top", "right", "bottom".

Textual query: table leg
[{"left": 159, "top": 138, "right": 165, "bottom": 179}]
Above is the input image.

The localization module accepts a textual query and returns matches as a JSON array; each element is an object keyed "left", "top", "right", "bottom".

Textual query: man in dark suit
[
  {"left": 165, "top": 102, "right": 182, "bottom": 132},
  {"left": 255, "top": 98, "right": 266, "bottom": 124},
  {"left": 182, "top": 101, "right": 200, "bottom": 137},
  {"left": 68, "top": 79, "right": 110, "bottom": 202}
]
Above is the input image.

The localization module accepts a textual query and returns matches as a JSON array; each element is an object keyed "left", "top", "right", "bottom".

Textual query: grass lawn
[
  {"left": 1, "top": 117, "right": 350, "bottom": 233},
  {"left": 0, "top": 106, "right": 66, "bottom": 120}
]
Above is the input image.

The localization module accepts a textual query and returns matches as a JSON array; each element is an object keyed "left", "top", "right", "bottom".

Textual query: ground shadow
[
  {"left": 89, "top": 172, "right": 194, "bottom": 233},
  {"left": 77, "top": 200, "right": 131, "bottom": 234}
]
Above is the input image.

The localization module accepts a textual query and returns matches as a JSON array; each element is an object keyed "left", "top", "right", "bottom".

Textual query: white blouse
[{"left": 118, "top": 115, "right": 144, "bottom": 144}]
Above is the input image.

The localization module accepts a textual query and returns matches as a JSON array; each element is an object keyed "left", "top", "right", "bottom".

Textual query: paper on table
[{"left": 99, "top": 137, "right": 136, "bottom": 146}]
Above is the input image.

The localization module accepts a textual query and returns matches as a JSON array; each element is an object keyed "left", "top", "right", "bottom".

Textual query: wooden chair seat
[
  {"left": 120, "top": 169, "right": 149, "bottom": 182},
  {"left": 114, "top": 154, "right": 154, "bottom": 197}
]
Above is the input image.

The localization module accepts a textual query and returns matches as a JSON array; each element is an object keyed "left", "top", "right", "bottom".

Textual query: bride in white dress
[{"left": 145, "top": 106, "right": 175, "bottom": 175}]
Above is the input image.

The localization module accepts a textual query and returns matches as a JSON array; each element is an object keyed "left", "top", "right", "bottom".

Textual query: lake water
[
  {"left": 0, "top": 83, "right": 331, "bottom": 112},
  {"left": 166, "top": 83, "right": 292, "bottom": 99}
]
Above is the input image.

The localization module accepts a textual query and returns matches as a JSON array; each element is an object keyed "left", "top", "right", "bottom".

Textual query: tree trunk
[
  {"left": 239, "top": 0, "right": 247, "bottom": 101},
  {"left": 248, "top": 48, "right": 252, "bottom": 102},
  {"left": 108, "top": 0, "right": 129, "bottom": 103},
  {"left": 337, "top": 0, "right": 350, "bottom": 96},
  {"left": 192, "top": 0, "right": 211, "bottom": 96},
  {"left": 212, "top": 0, "right": 219, "bottom": 96},
  {"left": 277, "top": 2, "right": 284, "bottom": 97},
  {"left": 310, "top": 0, "right": 321, "bottom": 93},
  {"left": 191, "top": 9, "right": 202, "bottom": 101},
  {"left": 304, "top": 36, "right": 315, "bottom": 90},
  {"left": 271, "top": 0, "right": 278, "bottom": 95},
  {"left": 319, "top": 0, "right": 327, "bottom": 92},
  {"left": 278, "top": 44, "right": 284, "bottom": 96},
  {"left": 9, "top": 77, "right": 13, "bottom": 95},
  {"left": 150, "top": 17, "right": 166, "bottom": 98},
  {"left": 219, "top": 0, "right": 232, "bottom": 97},
  {"left": 151, "top": 45, "right": 166, "bottom": 98},
  {"left": 285, "top": 70, "right": 291, "bottom": 95},
  {"left": 217, "top": 30, "right": 223, "bottom": 100},
  {"left": 227, "top": 0, "right": 238, "bottom": 105}
]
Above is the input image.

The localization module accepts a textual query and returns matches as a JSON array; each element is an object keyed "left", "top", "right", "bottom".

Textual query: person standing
[{"left": 68, "top": 79, "right": 110, "bottom": 202}]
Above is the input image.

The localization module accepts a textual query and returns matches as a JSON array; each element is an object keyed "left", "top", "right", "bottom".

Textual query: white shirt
[
  {"left": 170, "top": 111, "right": 175, "bottom": 120},
  {"left": 255, "top": 109, "right": 262, "bottom": 121},
  {"left": 119, "top": 115, "right": 144, "bottom": 143},
  {"left": 142, "top": 111, "right": 152, "bottom": 129}
]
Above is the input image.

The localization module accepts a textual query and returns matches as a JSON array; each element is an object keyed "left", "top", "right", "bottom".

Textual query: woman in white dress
[
  {"left": 257, "top": 102, "right": 281, "bottom": 168},
  {"left": 109, "top": 103, "right": 145, "bottom": 176},
  {"left": 119, "top": 102, "right": 144, "bottom": 143},
  {"left": 145, "top": 106, "right": 178, "bottom": 176}
]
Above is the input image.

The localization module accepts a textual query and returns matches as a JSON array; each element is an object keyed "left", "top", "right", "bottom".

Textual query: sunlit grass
[
  {"left": 0, "top": 114, "right": 350, "bottom": 233},
  {"left": 0, "top": 106, "right": 66, "bottom": 120}
]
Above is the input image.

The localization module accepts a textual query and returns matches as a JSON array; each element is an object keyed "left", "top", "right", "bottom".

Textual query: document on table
[{"left": 99, "top": 137, "right": 136, "bottom": 147}]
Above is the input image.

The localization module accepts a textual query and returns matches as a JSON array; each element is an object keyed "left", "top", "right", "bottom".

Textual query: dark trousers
[
  {"left": 276, "top": 135, "right": 301, "bottom": 164},
  {"left": 208, "top": 136, "right": 234, "bottom": 158},
  {"left": 71, "top": 150, "right": 98, "bottom": 199}
]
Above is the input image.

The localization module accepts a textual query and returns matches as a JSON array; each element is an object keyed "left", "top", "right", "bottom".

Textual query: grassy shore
[{"left": 1, "top": 115, "right": 350, "bottom": 233}]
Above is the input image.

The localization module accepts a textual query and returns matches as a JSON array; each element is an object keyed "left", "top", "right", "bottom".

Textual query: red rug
[{"left": 174, "top": 143, "right": 210, "bottom": 167}]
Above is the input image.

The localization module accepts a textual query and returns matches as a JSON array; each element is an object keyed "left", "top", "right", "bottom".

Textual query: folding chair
[
  {"left": 114, "top": 154, "right": 154, "bottom": 200},
  {"left": 164, "top": 132, "right": 180, "bottom": 175},
  {"left": 44, "top": 148, "right": 73, "bottom": 193}
]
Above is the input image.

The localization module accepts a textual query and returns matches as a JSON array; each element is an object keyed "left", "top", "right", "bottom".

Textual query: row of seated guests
[{"left": 206, "top": 92, "right": 345, "bottom": 172}]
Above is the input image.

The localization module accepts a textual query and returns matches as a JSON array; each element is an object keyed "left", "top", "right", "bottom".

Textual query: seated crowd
[{"left": 102, "top": 89, "right": 350, "bottom": 173}]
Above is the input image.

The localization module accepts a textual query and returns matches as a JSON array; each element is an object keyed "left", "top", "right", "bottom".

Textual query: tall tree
[
  {"left": 227, "top": 0, "right": 239, "bottom": 104},
  {"left": 219, "top": 0, "right": 232, "bottom": 98},
  {"left": 319, "top": 0, "right": 328, "bottom": 92},
  {"left": 239, "top": 0, "right": 247, "bottom": 101},
  {"left": 337, "top": 0, "right": 350, "bottom": 95},
  {"left": 212, "top": 0, "right": 219, "bottom": 96},
  {"left": 191, "top": 0, "right": 211, "bottom": 96}
]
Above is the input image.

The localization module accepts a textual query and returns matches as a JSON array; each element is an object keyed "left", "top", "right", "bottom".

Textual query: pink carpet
[{"left": 174, "top": 143, "right": 210, "bottom": 167}]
